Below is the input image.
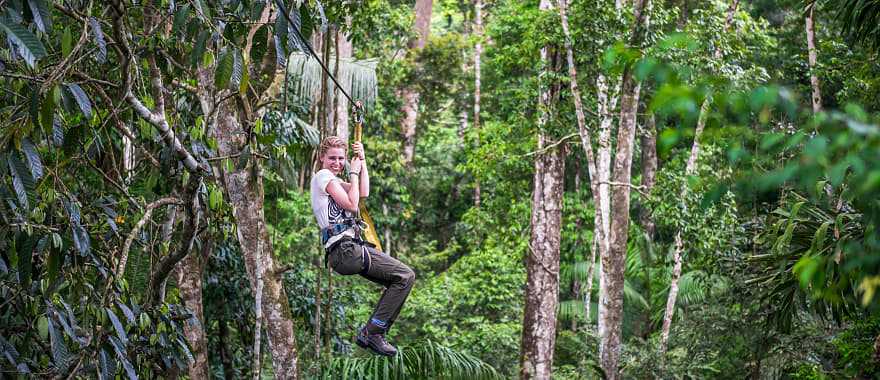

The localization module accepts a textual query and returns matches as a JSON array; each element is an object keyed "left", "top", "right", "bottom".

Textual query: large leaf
[
  {"left": 171, "top": 4, "right": 190, "bottom": 36},
  {"left": 47, "top": 318, "right": 71, "bottom": 370},
  {"left": 63, "top": 197, "right": 90, "bottom": 254},
  {"left": 0, "top": 16, "right": 47, "bottom": 68},
  {"left": 106, "top": 308, "right": 128, "bottom": 345},
  {"left": 214, "top": 49, "right": 234, "bottom": 89},
  {"left": 98, "top": 348, "right": 116, "bottom": 380},
  {"left": 20, "top": 138, "right": 43, "bottom": 180},
  {"left": 27, "top": 0, "right": 52, "bottom": 34},
  {"left": 109, "top": 336, "right": 137, "bottom": 380},
  {"left": 7, "top": 151, "right": 34, "bottom": 210},
  {"left": 52, "top": 116, "right": 64, "bottom": 146},
  {"left": 231, "top": 49, "right": 244, "bottom": 88},
  {"left": 190, "top": 30, "right": 209, "bottom": 67},
  {"left": 89, "top": 17, "right": 107, "bottom": 63},
  {"left": 286, "top": 6, "right": 307, "bottom": 53},
  {"left": 65, "top": 83, "right": 92, "bottom": 119}
]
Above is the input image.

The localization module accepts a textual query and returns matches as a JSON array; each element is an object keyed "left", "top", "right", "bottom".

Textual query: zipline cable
[{"left": 272, "top": 0, "right": 360, "bottom": 109}]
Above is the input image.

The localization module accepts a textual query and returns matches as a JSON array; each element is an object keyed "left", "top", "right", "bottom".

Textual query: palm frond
[
  {"left": 624, "top": 279, "right": 650, "bottom": 310},
  {"left": 561, "top": 260, "right": 597, "bottom": 287},
  {"left": 287, "top": 52, "right": 378, "bottom": 108},
  {"left": 836, "top": 0, "right": 880, "bottom": 51},
  {"left": 325, "top": 340, "right": 502, "bottom": 380},
  {"left": 558, "top": 299, "right": 588, "bottom": 323}
]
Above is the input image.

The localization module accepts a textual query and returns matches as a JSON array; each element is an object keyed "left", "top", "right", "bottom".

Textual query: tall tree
[
  {"left": 555, "top": 0, "right": 606, "bottom": 332},
  {"left": 658, "top": 0, "right": 740, "bottom": 356},
  {"left": 520, "top": 1, "right": 564, "bottom": 378},
  {"left": 806, "top": 3, "right": 822, "bottom": 113},
  {"left": 401, "top": 0, "right": 434, "bottom": 167},
  {"left": 474, "top": 0, "right": 484, "bottom": 207},
  {"left": 599, "top": 0, "right": 650, "bottom": 378}
]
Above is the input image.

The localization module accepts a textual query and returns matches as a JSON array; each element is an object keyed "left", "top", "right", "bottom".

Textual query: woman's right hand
[{"left": 349, "top": 157, "right": 363, "bottom": 175}]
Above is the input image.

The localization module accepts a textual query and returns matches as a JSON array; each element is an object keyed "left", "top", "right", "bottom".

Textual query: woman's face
[{"left": 321, "top": 147, "right": 346, "bottom": 175}]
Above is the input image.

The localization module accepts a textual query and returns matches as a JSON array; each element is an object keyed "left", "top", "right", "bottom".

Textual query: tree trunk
[
  {"left": 595, "top": 73, "right": 616, "bottom": 340},
  {"left": 600, "top": 1, "right": 650, "bottom": 378},
  {"left": 173, "top": 238, "right": 212, "bottom": 379},
  {"left": 401, "top": 0, "right": 433, "bottom": 167},
  {"left": 213, "top": 107, "right": 301, "bottom": 379},
  {"left": 473, "top": 0, "right": 483, "bottom": 207},
  {"left": 659, "top": 0, "right": 739, "bottom": 355},
  {"left": 805, "top": 5, "right": 822, "bottom": 113},
  {"left": 639, "top": 113, "right": 658, "bottom": 238},
  {"left": 557, "top": 0, "right": 606, "bottom": 334},
  {"left": 520, "top": 137, "right": 565, "bottom": 380},
  {"left": 520, "top": 1, "right": 563, "bottom": 378}
]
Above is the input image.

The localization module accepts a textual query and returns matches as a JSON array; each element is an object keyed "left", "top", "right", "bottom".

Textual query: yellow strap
[{"left": 353, "top": 107, "right": 383, "bottom": 251}]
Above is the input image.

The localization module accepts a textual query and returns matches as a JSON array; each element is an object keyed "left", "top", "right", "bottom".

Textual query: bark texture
[
  {"left": 520, "top": 137, "right": 565, "bottom": 380},
  {"left": 213, "top": 106, "right": 300, "bottom": 379},
  {"left": 401, "top": 0, "right": 433, "bottom": 167},
  {"left": 599, "top": 1, "right": 650, "bottom": 378},
  {"left": 173, "top": 238, "right": 212, "bottom": 380},
  {"left": 805, "top": 5, "right": 822, "bottom": 113},
  {"left": 473, "top": 0, "right": 483, "bottom": 207},
  {"left": 520, "top": 1, "right": 563, "bottom": 378}
]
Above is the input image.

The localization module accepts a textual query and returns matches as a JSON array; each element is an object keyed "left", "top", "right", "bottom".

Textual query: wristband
[{"left": 349, "top": 171, "right": 360, "bottom": 177}]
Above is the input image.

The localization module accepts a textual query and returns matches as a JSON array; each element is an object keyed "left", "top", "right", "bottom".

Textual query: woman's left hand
[{"left": 352, "top": 142, "right": 366, "bottom": 161}]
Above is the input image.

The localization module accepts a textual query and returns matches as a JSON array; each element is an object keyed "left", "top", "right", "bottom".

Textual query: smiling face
[{"left": 320, "top": 147, "right": 347, "bottom": 176}]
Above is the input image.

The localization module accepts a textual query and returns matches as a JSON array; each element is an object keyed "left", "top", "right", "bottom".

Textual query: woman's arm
[
  {"left": 326, "top": 159, "right": 363, "bottom": 212},
  {"left": 353, "top": 142, "right": 370, "bottom": 197}
]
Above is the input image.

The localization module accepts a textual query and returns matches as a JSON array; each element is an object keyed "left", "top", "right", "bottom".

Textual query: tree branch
[
  {"left": 148, "top": 177, "right": 204, "bottom": 306},
  {"left": 116, "top": 197, "right": 183, "bottom": 279}
]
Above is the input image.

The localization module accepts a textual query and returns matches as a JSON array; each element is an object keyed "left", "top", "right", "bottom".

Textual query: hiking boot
[{"left": 355, "top": 327, "right": 398, "bottom": 356}]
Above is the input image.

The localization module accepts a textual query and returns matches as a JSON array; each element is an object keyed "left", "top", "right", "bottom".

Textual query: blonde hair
[{"left": 319, "top": 136, "right": 347, "bottom": 158}]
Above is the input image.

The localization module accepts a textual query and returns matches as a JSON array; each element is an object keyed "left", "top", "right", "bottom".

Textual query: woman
[{"left": 310, "top": 136, "right": 415, "bottom": 357}]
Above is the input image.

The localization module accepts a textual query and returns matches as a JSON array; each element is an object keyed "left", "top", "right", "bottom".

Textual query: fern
[{"left": 325, "top": 340, "right": 501, "bottom": 380}]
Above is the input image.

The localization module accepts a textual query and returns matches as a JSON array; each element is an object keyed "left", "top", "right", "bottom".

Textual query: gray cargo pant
[{"left": 326, "top": 237, "right": 415, "bottom": 331}]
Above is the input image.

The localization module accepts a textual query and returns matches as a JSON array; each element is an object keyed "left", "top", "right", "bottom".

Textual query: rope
[{"left": 272, "top": 0, "right": 360, "bottom": 110}]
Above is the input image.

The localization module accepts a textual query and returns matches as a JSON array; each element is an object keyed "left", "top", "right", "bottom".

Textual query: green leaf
[
  {"left": 47, "top": 318, "right": 71, "bottom": 370},
  {"left": 231, "top": 49, "right": 244, "bottom": 89},
  {"left": 0, "top": 16, "right": 47, "bottom": 68},
  {"left": 47, "top": 246, "right": 61, "bottom": 282},
  {"left": 8, "top": 151, "right": 35, "bottom": 210},
  {"left": 40, "top": 92, "right": 54, "bottom": 130},
  {"left": 116, "top": 301, "right": 135, "bottom": 324},
  {"left": 109, "top": 336, "right": 137, "bottom": 380},
  {"left": 20, "top": 137, "right": 43, "bottom": 181},
  {"left": 190, "top": 30, "right": 209, "bottom": 67},
  {"left": 27, "top": 0, "right": 52, "bottom": 34},
  {"left": 65, "top": 83, "right": 92, "bottom": 119},
  {"left": 98, "top": 348, "right": 116, "bottom": 380},
  {"left": 52, "top": 116, "right": 64, "bottom": 146},
  {"left": 16, "top": 233, "right": 33, "bottom": 287},
  {"left": 172, "top": 4, "right": 190, "bottom": 37},
  {"left": 61, "top": 27, "right": 72, "bottom": 57},
  {"left": 89, "top": 17, "right": 107, "bottom": 63},
  {"left": 63, "top": 197, "right": 90, "bottom": 254},
  {"left": 214, "top": 49, "right": 234, "bottom": 89},
  {"left": 106, "top": 308, "right": 128, "bottom": 345}
]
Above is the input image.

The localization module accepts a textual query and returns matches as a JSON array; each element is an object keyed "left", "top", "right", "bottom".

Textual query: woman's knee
[{"left": 400, "top": 266, "right": 416, "bottom": 287}]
